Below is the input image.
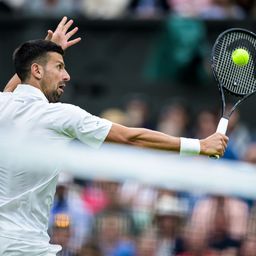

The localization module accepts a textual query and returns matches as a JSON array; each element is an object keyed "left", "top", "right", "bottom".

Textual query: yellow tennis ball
[{"left": 232, "top": 48, "right": 249, "bottom": 66}]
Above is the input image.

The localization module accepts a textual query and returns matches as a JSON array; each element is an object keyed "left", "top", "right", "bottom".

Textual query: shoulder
[
  {"left": 45, "top": 102, "right": 95, "bottom": 130},
  {"left": 47, "top": 102, "right": 91, "bottom": 117}
]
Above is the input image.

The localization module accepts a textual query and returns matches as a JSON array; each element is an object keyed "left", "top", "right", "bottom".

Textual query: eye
[{"left": 57, "top": 64, "right": 63, "bottom": 70}]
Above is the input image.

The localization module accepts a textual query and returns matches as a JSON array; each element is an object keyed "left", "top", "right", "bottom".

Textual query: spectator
[
  {"left": 100, "top": 108, "right": 127, "bottom": 125},
  {"left": 242, "top": 142, "right": 256, "bottom": 164},
  {"left": 190, "top": 195, "right": 249, "bottom": 246},
  {"left": 199, "top": 0, "right": 246, "bottom": 19},
  {"left": 93, "top": 214, "right": 136, "bottom": 256},
  {"left": 167, "top": 0, "right": 212, "bottom": 17},
  {"left": 124, "top": 94, "right": 154, "bottom": 129},
  {"left": 176, "top": 225, "right": 211, "bottom": 256},
  {"left": 50, "top": 213, "right": 75, "bottom": 256},
  {"left": 136, "top": 231, "right": 157, "bottom": 256},
  {"left": 23, "top": 0, "right": 79, "bottom": 17},
  {"left": 82, "top": 180, "right": 109, "bottom": 215},
  {"left": 144, "top": 16, "right": 208, "bottom": 84},
  {"left": 207, "top": 196, "right": 241, "bottom": 255},
  {"left": 193, "top": 108, "right": 217, "bottom": 139},
  {"left": 239, "top": 234, "right": 256, "bottom": 256},
  {"left": 156, "top": 100, "right": 191, "bottom": 137},
  {"left": 79, "top": 240, "right": 103, "bottom": 256},
  {"left": 49, "top": 172, "right": 93, "bottom": 254},
  {"left": 129, "top": 0, "right": 170, "bottom": 18},
  {"left": 80, "top": 0, "right": 130, "bottom": 19},
  {"left": 152, "top": 193, "right": 188, "bottom": 255},
  {"left": 92, "top": 181, "right": 137, "bottom": 256},
  {"left": 120, "top": 182, "right": 157, "bottom": 234}
]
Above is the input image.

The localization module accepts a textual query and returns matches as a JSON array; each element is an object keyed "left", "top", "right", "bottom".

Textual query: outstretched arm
[
  {"left": 4, "top": 16, "right": 81, "bottom": 92},
  {"left": 105, "top": 123, "right": 228, "bottom": 157}
]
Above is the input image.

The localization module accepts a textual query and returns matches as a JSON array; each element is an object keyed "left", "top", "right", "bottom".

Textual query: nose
[{"left": 63, "top": 69, "right": 70, "bottom": 81}]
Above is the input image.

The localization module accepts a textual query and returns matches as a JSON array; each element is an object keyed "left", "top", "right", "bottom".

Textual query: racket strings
[{"left": 213, "top": 30, "right": 256, "bottom": 96}]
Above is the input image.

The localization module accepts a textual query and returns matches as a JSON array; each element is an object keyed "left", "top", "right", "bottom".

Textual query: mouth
[{"left": 58, "top": 84, "right": 66, "bottom": 94}]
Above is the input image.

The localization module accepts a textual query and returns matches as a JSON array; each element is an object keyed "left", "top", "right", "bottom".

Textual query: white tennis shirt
[{"left": 0, "top": 84, "right": 112, "bottom": 255}]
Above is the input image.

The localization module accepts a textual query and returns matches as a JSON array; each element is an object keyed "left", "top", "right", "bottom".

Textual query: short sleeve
[{"left": 48, "top": 103, "right": 112, "bottom": 149}]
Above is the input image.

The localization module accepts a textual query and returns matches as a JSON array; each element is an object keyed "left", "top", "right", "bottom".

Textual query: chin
[{"left": 48, "top": 94, "right": 61, "bottom": 103}]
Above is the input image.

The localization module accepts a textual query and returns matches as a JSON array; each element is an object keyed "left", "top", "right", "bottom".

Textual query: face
[{"left": 40, "top": 52, "right": 70, "bottom": 103}]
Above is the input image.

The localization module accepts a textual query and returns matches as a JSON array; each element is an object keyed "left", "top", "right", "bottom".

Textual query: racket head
[{"left": 211, "top": 28, "right": 256, "bottom": 97}]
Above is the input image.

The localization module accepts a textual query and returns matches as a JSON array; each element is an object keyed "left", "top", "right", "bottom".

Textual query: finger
[
  {"left": 217, "top": 146, "right": 223, "bottom": 156},
  {"left": 222, "top": 141, "right": 227, "bottom": 154},
  {"left": 45, "top": 30, "right": 53, "bottom": 40},
  {"left": 57, "top": 16, "right": 68, "bottom": 30},
  {"left": 63, "top": 19, "right": 74, "bottom": 33},
  {"left": 222, "top": 147, "right": 225, "bottom": 156},
  {"left": 66, "top": 37, "right": 81, "bottom": 49},
  {"left": 224, "top": 139, "right": 228, "bottom": 148},
  {"left": 223, "top": 135, "right": 228, "bottom": 146},
  {"left": 66, "top": 27, "right": 79, "bottom": 39}
]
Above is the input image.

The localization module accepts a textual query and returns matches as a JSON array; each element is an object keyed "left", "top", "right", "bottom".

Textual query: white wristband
[{"left": 180, "top": 137, "right": 201, "bottom": 156}]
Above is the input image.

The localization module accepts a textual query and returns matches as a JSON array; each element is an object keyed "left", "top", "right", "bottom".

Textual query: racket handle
[
  {"left": 210, "top": 117, "right": 229, "bottom": 159},
  {"left": 216, "top": 117, "right": 228, "bottom": 135}
]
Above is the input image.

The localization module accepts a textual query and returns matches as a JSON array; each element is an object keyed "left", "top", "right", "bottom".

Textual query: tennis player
[
  {"left": 0, "top": 17, "right": 81, "bottom": 256},
  {"left": 0, "top": 19, "right": 228, "bottom": 256}
]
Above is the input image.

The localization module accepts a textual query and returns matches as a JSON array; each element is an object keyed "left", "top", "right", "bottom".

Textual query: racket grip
[
  {"left": 210, "top": 117, "right": 229, "bottom": 159},
  {"left": 216, "top": 117, "right": 228, "bottom": 135}
]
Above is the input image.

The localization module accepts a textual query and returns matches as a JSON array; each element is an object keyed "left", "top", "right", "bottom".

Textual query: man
[
  {"left": 0, "top": 17, "right": 83, "bottom": 256},
  {"left": 0, "top": 18, "right": 228, "bottom": 255}
]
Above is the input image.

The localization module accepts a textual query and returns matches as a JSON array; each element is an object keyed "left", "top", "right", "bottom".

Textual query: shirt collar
[{"left": 13, "top": 84, "right": 49, "bottom": 103}]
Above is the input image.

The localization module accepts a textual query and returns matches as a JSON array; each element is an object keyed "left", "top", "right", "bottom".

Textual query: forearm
[
  {"left": 106, "top": 124, "right": 181, "bottom": 151},
  {"left": 106, "top": 123, "right": 227, "bottom": 156},
  {"left": 132, "top": 131, "right": 226, "bottom": 156},
  {"left": 4, "top": 74, "right": 21, "bottom": 92},
  {"left": 126, "top": 128, "right": 181, "bottom": 151},
  {"left": 127, "top": 128, "right": 201, "bottom": 155}
]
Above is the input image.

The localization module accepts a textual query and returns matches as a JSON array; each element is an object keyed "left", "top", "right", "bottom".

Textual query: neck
[{"left": 22, "top": 79, "right": 42, "bottom": 91}]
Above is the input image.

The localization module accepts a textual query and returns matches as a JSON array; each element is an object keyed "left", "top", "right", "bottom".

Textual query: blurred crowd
[
  {"left": 1, "top": 1, "right": 256, "bottom": 255},
  {"left": 0, "top": 0, "right": 256, "bottom": 19},
  {"left": 47, "top": 96, "right": 256, "bottom": 256}
]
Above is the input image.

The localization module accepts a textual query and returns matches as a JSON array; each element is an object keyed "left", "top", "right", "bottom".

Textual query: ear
[{"left": 31, "top": 63, "right": 44, "bottom": 80}]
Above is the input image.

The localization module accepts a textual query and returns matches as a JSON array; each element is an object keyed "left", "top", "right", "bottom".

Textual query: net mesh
[{"left": 212, "top": 29, "right": 256, "bottom": 95}]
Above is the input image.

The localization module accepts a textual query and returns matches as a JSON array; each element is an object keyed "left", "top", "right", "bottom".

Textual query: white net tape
[{"left": 1, "top": 133, "right": 256, "bottom": 199}]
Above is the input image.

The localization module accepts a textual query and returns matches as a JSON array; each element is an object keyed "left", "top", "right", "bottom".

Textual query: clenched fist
[{"left": 200, "top": 133, "right": 229, "bottom": 157}]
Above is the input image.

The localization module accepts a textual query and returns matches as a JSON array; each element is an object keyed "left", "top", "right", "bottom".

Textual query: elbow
[
  {"left": 117, "top": 135, "right": 137, "bottom": 146},
  {"left": 107, "top": 132, "right": 141, "bottom": 147},
  {"left": 106, "top": 125, "right": 145, "bottom": 147}
]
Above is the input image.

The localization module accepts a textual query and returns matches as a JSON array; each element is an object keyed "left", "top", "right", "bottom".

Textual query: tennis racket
[{"left": 211, "top": 28, "right": 256, "bottom": 158}]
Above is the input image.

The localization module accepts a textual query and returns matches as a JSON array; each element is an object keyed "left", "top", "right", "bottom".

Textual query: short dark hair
[{"left": 13, "top": 39, "right": 64, "bottom": 81}]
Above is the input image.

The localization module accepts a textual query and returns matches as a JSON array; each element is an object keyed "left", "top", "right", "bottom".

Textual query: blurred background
[{"left": 1, "top": 0, "right": 256, "bottom": 255}]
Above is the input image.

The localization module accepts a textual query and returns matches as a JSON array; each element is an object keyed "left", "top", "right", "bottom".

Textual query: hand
[
  {"left": 200, "top": 133, "right": 229, "bottom": 157},
  {"left": 45, "top": 16, "right": 81, "bottom": 50}
]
